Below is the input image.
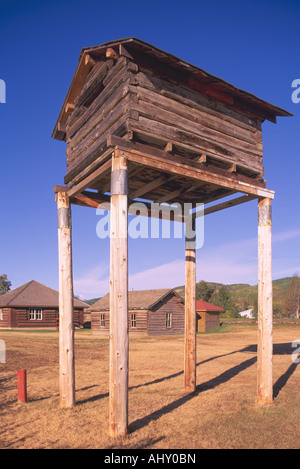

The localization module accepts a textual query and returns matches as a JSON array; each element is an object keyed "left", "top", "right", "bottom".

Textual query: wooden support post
[
  {"left": 184, "top": 217, "right": 196, "bottom": 393},
  {"left": 57, "top": 191, "right": 75, "bottom": 408},
  {"left": 109, "top": 151, "right": 129, "bottom": 436},
  {"left": 257, "top": 197, "right": 273, "bottom": 405}
]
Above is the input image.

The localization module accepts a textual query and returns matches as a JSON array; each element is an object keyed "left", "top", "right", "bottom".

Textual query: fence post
[{"left": 17, "top": 370, "right": 27, "bottom": 403}]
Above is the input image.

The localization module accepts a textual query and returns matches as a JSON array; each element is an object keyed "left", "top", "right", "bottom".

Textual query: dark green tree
[
  {"left": 196, "top": 280, "right": 215, "bottom": 302},
  {"left": 210, "top": 285, "right": 238, "bottom": 318},
  {"left": 0, "top": 274, "right": 11, "bottom": 295},
  {"left": 284, "top": 274, "right": 300, "bottom": 318}
]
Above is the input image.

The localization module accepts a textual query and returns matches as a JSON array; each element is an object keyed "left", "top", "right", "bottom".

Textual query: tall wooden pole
[
  {"left": 57, "top": 191, "right": 75, "bottom": 408},
  {"left": 109, "top": 151, "right": 129, "bottom": 436},
  {"left": 257, "top": 197, "right": 273, "bottom": 405},
  {"left": 184, "top": 216, "right": 196, "bottom": 393}
]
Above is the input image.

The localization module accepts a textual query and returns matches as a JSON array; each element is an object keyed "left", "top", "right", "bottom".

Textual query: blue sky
[{"left": 0, "top": 0, "right": 299, "bottom": 299}]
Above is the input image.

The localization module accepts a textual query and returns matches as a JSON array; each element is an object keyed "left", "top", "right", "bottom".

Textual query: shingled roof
[
  {"left": 196, "top": 300, "right": 224, "bottom": 312},
  {"left": 0, "top": 280, "right": 88, "bottom": 309},
  {"left": 89, "top": 288, "right": 182, "bottom": 311}
]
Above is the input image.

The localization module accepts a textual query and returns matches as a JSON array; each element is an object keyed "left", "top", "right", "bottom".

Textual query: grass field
[{"left": 1, "top": 324, "right": 300, "bottom": 449}]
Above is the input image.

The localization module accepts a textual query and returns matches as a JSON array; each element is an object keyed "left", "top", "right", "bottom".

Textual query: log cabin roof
[
  {"left": 89, "top": 288, "right": 182, "bottom": 312},
  {"left": 196, "top": 300, "right": 225, "bottom": 312},
  {"left": 52, "top": 37, "right": 292, "bottom": 141},
  {"left": 0, "top": 280, "right": 88, "bottom": 309}
]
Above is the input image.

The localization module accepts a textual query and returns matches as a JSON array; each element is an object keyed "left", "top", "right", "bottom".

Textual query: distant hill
[
  {"left": 82, "top": 277, "right": 293, "bottom": 314},
  {"left": 84, "top": 297, "right": 101, "bottom": 306},
  {"left": 175, "top": 277, "right": 293, "bottom": 315}
]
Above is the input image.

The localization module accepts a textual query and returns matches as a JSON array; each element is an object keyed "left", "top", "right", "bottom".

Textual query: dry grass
[{"left": 1, "top": 324, "right": 300, "bottom": 449}]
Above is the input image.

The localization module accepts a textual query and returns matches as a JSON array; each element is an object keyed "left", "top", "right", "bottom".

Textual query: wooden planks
[
  {"left": 197, "top": 311, "right": 220, "bottom": 333},
  {"left": 67, "top": 159, "right": 112, "bottom": 197}
]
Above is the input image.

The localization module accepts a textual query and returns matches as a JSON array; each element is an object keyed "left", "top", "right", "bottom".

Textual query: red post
[{"left": 17, "top": 370, "right": 27, "bottom": 403}]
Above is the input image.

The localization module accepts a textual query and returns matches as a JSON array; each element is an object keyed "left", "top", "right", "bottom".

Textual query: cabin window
[
  {"left": 100, "top": 313, "right": 105, "bottom": 327},
  {"left": 131, "top": 313, "right": 136, "bottom": 328},
  {"left": 166, "top": 312, "right": 172, "bottom": 328},
  {"left": 0, "top": 308, "right": 3, "bottom": 321},
  {"left": 29, "top": 308, "right": 43, "bottom": 320}
]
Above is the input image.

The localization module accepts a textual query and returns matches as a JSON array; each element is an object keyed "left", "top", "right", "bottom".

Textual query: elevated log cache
[
  {"left": 52, "top": 38, "right": 292, "bottom": 436},
  {"left": 52, "top": 38, "right": 291, "bottom": 209}
]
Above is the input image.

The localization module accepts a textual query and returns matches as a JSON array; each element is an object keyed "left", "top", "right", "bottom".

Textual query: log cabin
[
  {"left": 196, "top": 300, "right": 224, "bottom": 332},
  {"left": 0, "top": 280, "right": 88, "bottom": 329},
  {"left": 90, "top": 288, "right": 184, "bottom": 336}
]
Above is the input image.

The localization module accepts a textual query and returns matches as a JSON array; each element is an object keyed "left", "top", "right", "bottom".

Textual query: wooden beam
[
  {"left": 229, "top": 163, "right": 237, "bottom": 173},
  {"left": 108, "top": 137, "right": 274, "bottom": 199},
  {"left": 70, "top": 191, "right": 110, "bottom": 208},
  {"left": 68, "top": 187, "right": 258, "bottom": 226},
  {"left": 202, "top": 194, "right": 257, "bottom": 217},
  {"left": 141, "top": 156, "right": 269, "bottom": 197},
  {"left": 84, "top": 54, "right": 96, "bottom": 67},
  {"left": 184, "top": 217, "right": 196, "bottom": 393},
  {"left": 119, "top": 44, "right": 134, "bottom": 60},
  {"left": 164, "top": 141, "right": 173, "bottom": 152},
  {"left": 65, "top": 103, "right": 75, "bottom": 114},
  {"left": 65, "top": 147, "right": 114, "bottom": 187},
  {"left": 109, "top": 150, "right": 129, "bottom": 437},
  {"left": 257, "top": 197, "right": 273, "bottom": 405},
  {"left": 67, "top": 159, "right": 112, "bottom": 198},
  {"left": 57, "top": 192, "right": 75, "bottom": 408},
  {"left": 155, "top": 188, "right": 185, "bottom": 204},
  {"left": 130, "top": 174, "right": 177, "bottom": 200},
  {"left": 106, "top": 47, "right": 119, "bottom": 60},
  {"left": 109, "top": 136, "right": 264, "bottom": 183},
  {"left": 123, "top": 148, "right": 273, "bottom": 198},
  {"left": 54, "top": 185, "right": 68, "bottom": 194},
  {"left": 197, "top": 154, "right": 207, "bottom": 164}
]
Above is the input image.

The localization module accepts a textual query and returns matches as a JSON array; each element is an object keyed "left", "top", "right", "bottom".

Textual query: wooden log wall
[
  {"left": 64, "top": 56, "right": 139, "bottom": 185},
  {"left": 0, "top": 308, "right": 83, "bottom": 328},
  {"left": 63, "top": 51, "right": 265, "bottom": 187},
  {"left": 91, "top": 295, "right": 185, "bottom": 336},
  {"left": 91, "top": 310, "right": 148, "bottom": 335},
  {"left": 197, "top": 311, "right": 220, "bottom": 332},
  {"left": 0, "top": 308, "right": 12, "bottom": 328},
  {"left": 148, "top": 294, "right": 185, "bottom": 336},
  {"left": 127, "top": 69, "right": 264, "bottom": 179}
]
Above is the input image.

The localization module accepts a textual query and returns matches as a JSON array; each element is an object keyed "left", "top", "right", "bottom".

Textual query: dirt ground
[{"left": 1, "top": 324, "right": 300, "bottom": 449}]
